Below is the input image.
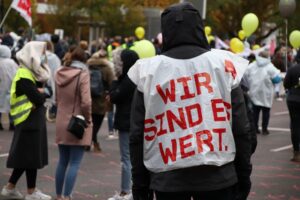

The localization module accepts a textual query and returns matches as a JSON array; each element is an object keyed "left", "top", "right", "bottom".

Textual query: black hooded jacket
[
  {"left": 129, "top": 2, "right": 252, "bottom": 199},
  {"left": 110, "top": 50, "right": 139, "bottom": 131}
]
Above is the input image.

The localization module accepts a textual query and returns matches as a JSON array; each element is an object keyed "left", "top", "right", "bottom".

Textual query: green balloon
[
  {"left": 130, "top": 40, "right": 156, "bottom": 59},
  {"left": 241, "top": 13, "right": 259, "bottom": 37},
  {"left": 289, "top": 30, "right": 300, "bottom": 48}
]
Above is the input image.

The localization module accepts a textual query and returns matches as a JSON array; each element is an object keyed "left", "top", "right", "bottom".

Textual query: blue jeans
[
  {"left": 118, "top": 131, "right": 131, "bottom": 193},
  {"left": 55, "top": 145, "right": 84, "bottom": 197},
  {"left": 108, "top": 110, "right": 114, "bottom": 132}
]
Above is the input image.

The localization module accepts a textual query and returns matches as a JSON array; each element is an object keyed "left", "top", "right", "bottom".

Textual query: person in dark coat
[
  {"left": 128, "top": 2, "right": 252, "bottom": 200},
  {"left": 108, "top": 49, "right": 139, "bottom": 200},
  {"left": 284, "top": 61, "right": 300, "bottom": 162},
  {"left": 1, "top": 42, "right": 52, "bottom": 200}
]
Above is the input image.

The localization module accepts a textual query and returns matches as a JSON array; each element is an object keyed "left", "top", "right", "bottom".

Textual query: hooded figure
[
  {"left": 0, "top": 45, "right": 18, "bottom": 113},
  {"left": 128, "top": 2, "right": 252, "bottom": 200},
  {"left": 244, "top": 51, "right": 281, "bottom": 135},
  {"left": 2, "top": 41, "right": 52, "bottom": 200},
  {"left": 107, "top": 49, "right": 139, "bottom": 200}
]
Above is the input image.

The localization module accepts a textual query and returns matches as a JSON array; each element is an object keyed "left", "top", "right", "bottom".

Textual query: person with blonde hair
[{"left": 1, "top": 41, "right": 52, "bottom": 200}]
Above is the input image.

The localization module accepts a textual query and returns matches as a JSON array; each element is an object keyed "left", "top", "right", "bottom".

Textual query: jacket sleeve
[
  {"left": 231, "top": 86, "right": 253, "bottom": 200},
  {"left": 283, "top": 68, "right": 294, "bottom": 89},
  {"left": 80, "top": 71, "right": 92, "bottom": 123},
  {"left": 16, "top": 78, "right": 46, "bottom": 107},
  {"left": 110, "top": 76, "right": 136, "bottom": 104},
  {"left": 130, "top": 89, "right": 153, "bottom": 200}
]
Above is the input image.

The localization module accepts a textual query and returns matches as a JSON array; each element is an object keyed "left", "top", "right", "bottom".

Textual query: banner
[{"left": 11, "top": 0, "right": 32, "bottom": 26}]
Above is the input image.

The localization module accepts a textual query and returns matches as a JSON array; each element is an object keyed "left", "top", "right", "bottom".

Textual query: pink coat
[{"left": 55, "top": 66, "right": 92, "bottom": 146}]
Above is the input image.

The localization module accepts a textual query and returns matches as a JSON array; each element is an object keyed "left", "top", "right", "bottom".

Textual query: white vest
[{"left": 128, "top": 49, "right": 249, "bottom": 173}]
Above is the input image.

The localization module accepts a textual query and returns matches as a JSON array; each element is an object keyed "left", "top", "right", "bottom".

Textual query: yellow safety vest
[{"left": 10, "top": 67, "right": 36, "bottom": 125}]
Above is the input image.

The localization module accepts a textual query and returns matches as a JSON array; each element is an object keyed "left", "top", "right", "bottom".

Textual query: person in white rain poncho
[
  {"left": 0, "top": 45, "right": 18, "bottom": 130},
  {"left": 244, "top": 51, "right": 281, "bottom": 135}
]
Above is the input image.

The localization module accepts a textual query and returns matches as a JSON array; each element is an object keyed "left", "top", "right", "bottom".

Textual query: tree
[{"left": 206, "top": 0, "right": 300, "bottom": 43}]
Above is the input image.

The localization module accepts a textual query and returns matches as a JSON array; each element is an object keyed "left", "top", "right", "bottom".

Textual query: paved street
[{"left": 0, "top": 99, "right": 300, "bottom": 200}]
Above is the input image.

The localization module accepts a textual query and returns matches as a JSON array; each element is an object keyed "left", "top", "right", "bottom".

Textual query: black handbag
[
  {"left": 67, "top": 115, "right": 87, "bottom": 139},
  {"left": 67, "top": 70, "right": 87, "bottom": 139}
]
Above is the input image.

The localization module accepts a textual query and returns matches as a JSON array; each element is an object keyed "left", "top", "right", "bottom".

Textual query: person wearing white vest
[{"left": 128, "top": 2, "right": 252, "bottom": 200}]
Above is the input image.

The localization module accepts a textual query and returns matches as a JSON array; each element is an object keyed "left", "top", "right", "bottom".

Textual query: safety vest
[
  {"left": 128, "top": 49, "right": 249, "bottom": 173},
  {"left": 10, "top": 67, "right": 36, "bottom": 125}
]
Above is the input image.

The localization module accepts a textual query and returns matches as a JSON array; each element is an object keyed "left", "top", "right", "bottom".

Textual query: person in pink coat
[{"left": 54, "top": 46, "right": 92, "bottom": 200}]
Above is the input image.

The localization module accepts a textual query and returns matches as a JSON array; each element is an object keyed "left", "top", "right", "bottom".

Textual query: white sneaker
[
  {"left": 25, "top": 189, "right": 52, "bottom": 200},
  {"left": 276, "top": 97, "right": 283, "bottom": 101},
  {"left": 107, "top": 133, "right": 118, "bottom": 140},
  {"left": 108, "top": 192, "right": 133, "bottom": 200},
  {"left": 1, "top": 186, "right": 24, "bottom": 199}
]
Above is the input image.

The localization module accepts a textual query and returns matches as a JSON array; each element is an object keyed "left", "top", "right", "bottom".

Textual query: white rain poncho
[
  {"left": 244, "top": 55, "right": 280, "bottom": 108},
  {"left": 0, "top": 45, "right": 18, "bottom": 112},
  {"left": 128, "top": 49, "right": 249, "bottom": 172}
]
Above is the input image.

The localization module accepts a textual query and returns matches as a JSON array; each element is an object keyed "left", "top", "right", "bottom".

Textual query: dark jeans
[
  {"left": 9, "top": 168, "right": 37, "bottom": 188},
  {"left": 92, "top": 113, "right": 105, "bottom": 144},
  {"left": 155, "top": 185, "right": 236, "bottom": 200},
  {"left": 287, "top": 101, "right": 300, "bottom": 151},
  {"left": 252, "top": 105, "right": 270, "bottom": 131}
]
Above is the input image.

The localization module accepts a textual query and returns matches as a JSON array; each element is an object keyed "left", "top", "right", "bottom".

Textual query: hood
[
  {"left": 16, "top": 41, "right": 50, "bottom": 82},
  {"left": 120, "top": 49, "right": 139, "bottom": 78},
  {"left": 55, "top": 67, "right": 82, "bottom": 87},
  {"left": 0, "top": 45, "right": 11, "bottom": 58},
  {"left": 255, "top": 55, "right": 271, "bottom": 67},
  {"left": 161, "top": 2, "right": 210, "bottom": 53}
]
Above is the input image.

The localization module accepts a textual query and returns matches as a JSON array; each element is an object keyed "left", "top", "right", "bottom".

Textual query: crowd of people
[{"left": 0, "top": 2, "right": 300, "bottom": 200}]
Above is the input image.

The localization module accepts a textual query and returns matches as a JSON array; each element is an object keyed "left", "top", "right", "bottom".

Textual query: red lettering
[
  {"left": 179, "top": 134, "right": 195, "bottom": 159},
  {"left": 159, "top": 140, "right": 177, "bottom": 164},
  {"left": 225, "top": 60, "right": 237, "bottom": 79},
  {"left": 223, "top": 101, "right": 231, "bottom": 121},
  {"left": 156, "top": 80, "right": 176, "bottom": 104},
  {"left": 211, "top": 99, "right": 226, "bottom": 121},
  {"left": 194, "top": 72, "right": 213, "bottom": 95},
  {"left": 144, "top": 119, "right": 157, "bottom": 141},
  {"left": 195, "top": 130, "right": 214, "bottom": 152},
  {"left": 155, "top": 113, "right": 167, "bottom": 137},
  {"left": 166, "top": 108, "right": 187, "bottom": 133},
  {"left": 185, "top": 103, "right": 202, "bottom": 127},
  {"left": 177, "top": 77, "right": 196, "bottom": 100},
  {"left": 213, "top": 128, "right": 226, "bottom": 151}
]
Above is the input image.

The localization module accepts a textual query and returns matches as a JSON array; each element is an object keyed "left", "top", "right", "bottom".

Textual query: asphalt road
[{"left": 0, "top": 99, "right": 299, "bottom": 200}]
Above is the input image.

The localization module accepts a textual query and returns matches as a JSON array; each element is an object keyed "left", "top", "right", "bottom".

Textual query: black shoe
[
  {"left": 84, "top": 146, "right": 91, "bottom": 151},
  {"left": 256, "top": 129, "right": 261, "bottom": 134},
  {"left": 0, "top": 123, "right": 3, "bottom": 130},
  {"left": 262, "top": 130, "right": 270, "bottom": 135}
]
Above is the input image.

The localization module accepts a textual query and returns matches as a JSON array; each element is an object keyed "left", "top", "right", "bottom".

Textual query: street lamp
[{"left": 278, "top": 0, "right": 296, "bottom": 71}]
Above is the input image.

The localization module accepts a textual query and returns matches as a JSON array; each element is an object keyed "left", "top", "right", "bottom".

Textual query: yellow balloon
[
  {"left": 130, "top": 40, "right": 155, "bottom": 58},
  {"left": 252, "top": 44, "right": 260, "bottom": 50},
  {"left": 135, "top": 27, "right": 145, "bottom": 39},
  {"left": 238, "top": 30, "right": 246, "bottom": 40},
  {"left": 241, "top": 13, "right": 259, "bottom": 37},
  {"left": 289, "top": 30, "right": 300, "bottom": 48},
  {"left": 230, "top": 38, "right": 244, "bottom": 53},
  {"left": 205, "top": 26, "right": 212, "bottom": 36}
]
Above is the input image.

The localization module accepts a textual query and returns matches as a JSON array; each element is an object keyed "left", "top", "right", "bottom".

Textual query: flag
[{"left": 11, "top": 0, "right": 32, "bottom": 26}]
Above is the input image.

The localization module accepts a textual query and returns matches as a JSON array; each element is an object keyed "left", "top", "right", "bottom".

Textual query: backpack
[{"left": 89, "top": 67, "right": 104, "bottom": 97}]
